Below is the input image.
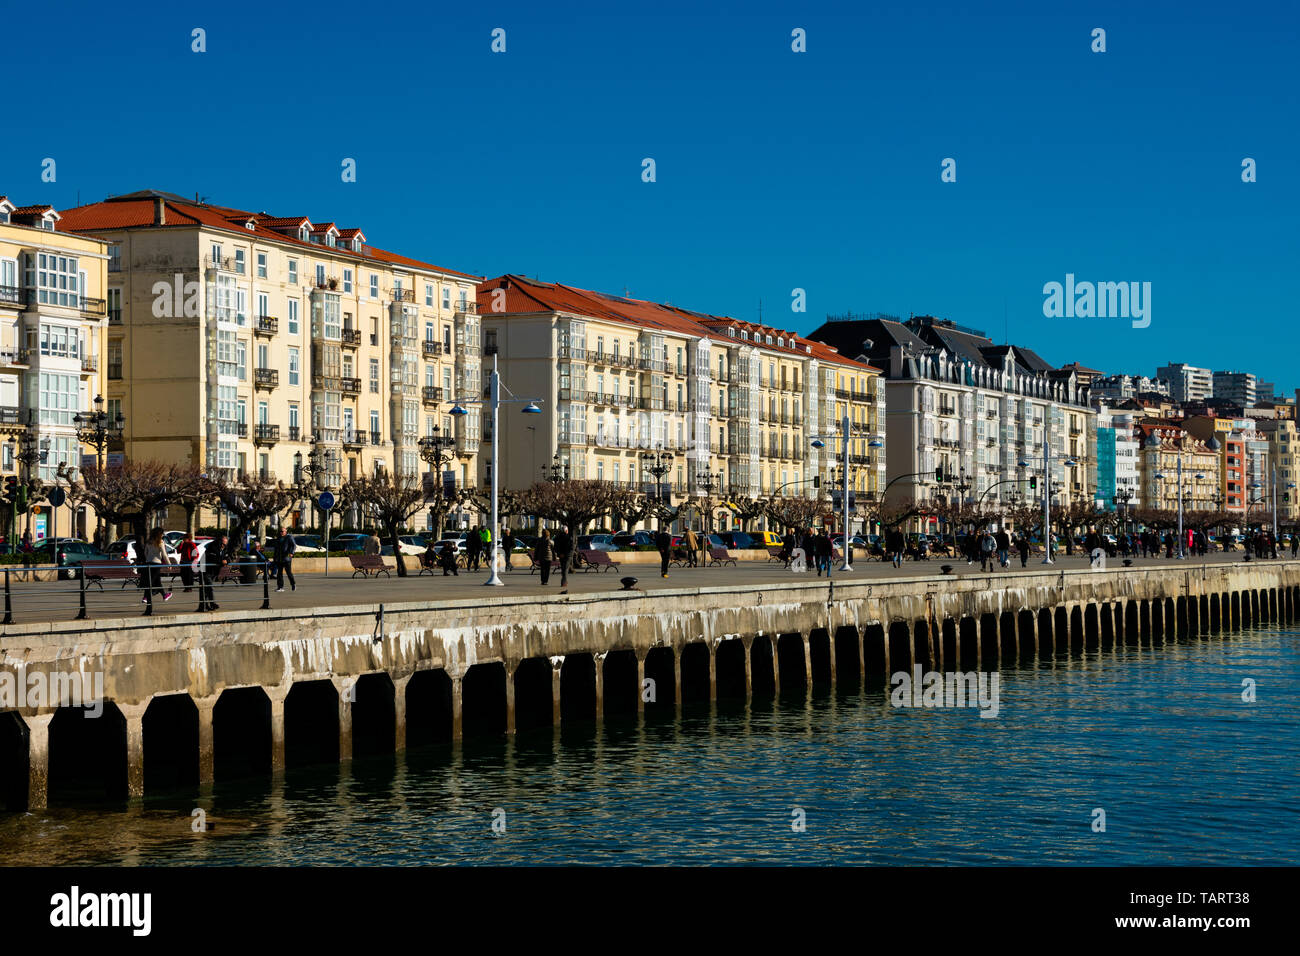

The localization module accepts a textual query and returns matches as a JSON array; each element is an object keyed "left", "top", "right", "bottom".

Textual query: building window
[
  {"left": 288, "top": 299, "right": 299, "bottom": 335},
  {"left": 442, "top": 287, "right": 451, "bottom": 310},
  {"left": 343, "top": 268, "right": 353, "bottom": 293},
  {"left": 370, "top": 274, "right": 379, "bottom": 298},
  {"left": 425, "top": 284, "right": 434, "bottom": 306},
  {"left": 108, "top": 340, "right": 123, "bottom": 380},
  {"left": 108, "top": 245, "right": 122, "bottom": 272},
  {"left": 370, "top": 358, "right": 380, "bottom": 393},
  {"left": 234, "top": 249, "right": 246, "bottom": 275},
  {"left": 256, "top": 252, "right": 268, "bottom": 278},
  {"left": 288, "top": 347, "right": 300, "bottom": 386},
  {"left": 32, "top": 372, "right": 79, "bottom": 426},
  {"left": 25, "top": 253, "right": 80, "bottom": 308},
  {"left": 237, "top": 342, "right": 247, "bottom": 380},
  {"left": 288, "top": 259, "right": 298, "bottom": 285}
]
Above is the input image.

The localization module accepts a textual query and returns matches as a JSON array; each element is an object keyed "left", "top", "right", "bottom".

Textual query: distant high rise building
[
  {"left": 1156, "top": 363, "right": 1212, "bottom": 403},
  {"left": 1212, "top": 371, "right": 1257, "bottom": 407}
]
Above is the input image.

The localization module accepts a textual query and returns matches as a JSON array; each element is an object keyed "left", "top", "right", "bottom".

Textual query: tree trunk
[{"left": 388, "top": 523, "right": 406, "bottom": 577}]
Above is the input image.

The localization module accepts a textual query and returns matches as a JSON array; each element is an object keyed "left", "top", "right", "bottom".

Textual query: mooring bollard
[
  {"left": 2, "top": 568, "right": 11, "bottom": 625},
  {"left": 76, "top": 567, "right": 88, "bottom": 620}
]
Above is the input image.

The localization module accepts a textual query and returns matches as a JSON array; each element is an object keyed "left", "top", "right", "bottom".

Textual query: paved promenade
[{"left": 0, "top": 549, "right": 1280, "bottom": 627}]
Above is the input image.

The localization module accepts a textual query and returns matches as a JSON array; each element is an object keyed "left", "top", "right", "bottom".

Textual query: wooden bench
[
  {"left": 707, "top": 547, "right": 737, "bottom": 567},
  {"left": 528, "top": 552, "right": 564, "bottom": 574},
  {"left": 349, "top": 554, "right": 393, "bottom": 578},
  {"left": 578, "top": 549, "right": 619, "bottom": 572},
  {"left": 766, "top": 546, "right": 789, "bottom": 564},
  {"left": 79, "top": 559, "right": 139, "bottom": 590}
]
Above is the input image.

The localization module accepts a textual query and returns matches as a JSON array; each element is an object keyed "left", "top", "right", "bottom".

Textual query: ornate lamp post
[
  {"left": 1019, "top": 434, "right": 1079, "bottom": 565},
  {"left": 294, "top": 439, "right": 331, "bottom": 538},
  {"left": 73, "top": 394, "right": 125, "bottom": 471},
  {"left": 639, "top": 445, "right": 674, "bottom": 521},
  {"left": 696, "top": 468, "right": 723, "bottom": 539},
  {"left": 542, "top": 453, "right": 569, "bottom": 484},
  {"left": 16, "top": 411, "right": 50, "bottom": 537},
  {"left": 418, "top": 424, "right": 459, "bottom": 527}
]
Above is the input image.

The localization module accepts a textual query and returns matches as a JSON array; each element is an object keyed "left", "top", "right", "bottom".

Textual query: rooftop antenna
[{"left": 757, "top": 299, "right": 763, "bottom": 324}]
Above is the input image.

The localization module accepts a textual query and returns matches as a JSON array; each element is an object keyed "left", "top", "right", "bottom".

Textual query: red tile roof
[
  {"left": 56, "top": 194, "right": 479, "bottom": 280},
  {"left": 477, "top": 275, "right": 879, "bottom": 373}
]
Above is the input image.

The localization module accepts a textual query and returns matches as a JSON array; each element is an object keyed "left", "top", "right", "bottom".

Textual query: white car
[{"left": 110, "top": 537, "right": 211, "bottom": 564}]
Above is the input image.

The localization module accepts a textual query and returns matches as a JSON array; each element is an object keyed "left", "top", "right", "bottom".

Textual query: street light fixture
[
  {"left": 73, "top": 394, "right": 125, "bottom": 471},
  {"left": 448, "top": 352, "right": 542, "bottom": 586},
  {"left": 639, "top": 445, "right": 674, "bottom": 522}
]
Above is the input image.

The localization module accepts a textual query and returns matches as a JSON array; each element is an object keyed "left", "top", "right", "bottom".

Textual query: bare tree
[
  {"left": 724, "top": 496, "right": 767, "bottom": 533},
  {"left": 608, "top": 488, "right": 655, "bottom": 533},
  {"left": 763, "top": 495, "right": 824, "bottom": 533},
  {"left": 204, "top": 471, "right": 296, "bottom": 557},
  {"left": 338, "top": 472, "right": 426, "bottom": 576},
  {"left": 76, "top": 460, "right": 202, "bottom": 544},
  {"left": 517, "top": 479, "right": 620, "bottom": 536}
]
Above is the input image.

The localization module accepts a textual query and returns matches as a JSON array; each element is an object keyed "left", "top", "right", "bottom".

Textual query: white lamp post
[
  {"left": 1019, "top": 434, "right": 1077, "bottom": 565},
  {"left": 449, "top": 352, "right": 542, "bottom": 586},
  {"left": 810, "top": 414, "right": 884, "bottom": 572}
]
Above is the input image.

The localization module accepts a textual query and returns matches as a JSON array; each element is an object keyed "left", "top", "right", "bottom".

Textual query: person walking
[
  {"left": 1291, "top": 534, "right": 1298, "bottom": 559},
  {"left": 142, "top": 527, "right": 173, "bottom": 604},
  {"left": 198, "top": 533, "right": 227, "bottom": 612},
  {"left": 466, "top": 526, "right": 481, "bottom": 571},
  {"left": 656, "top": 527, "right": 672, "bottom": 578},
  {"left": 995, "top": 528, "right": 1010, "bottom": 569},
  {"left": 502, "top": 528, "right": 516, "bottom": 570},
  {"left": 273, "top": 527, "right": 297, "bottom": 592},
  {"left": 178, "top": 531, "right": 200, "bottom": 592},
  {"left": 780, "top": 529, "right": 795, "bottom": 568},
  {"left": 684, "top": 527, "right": 700, "bottom": 568},
  {"left": 480, "top": 525, "right": 493, "bottom": 571},
  {"left": 535, "top": 530, "right": 553, "bottom": 585},
  {"left": 979, "top": 529, "right": 996, "bottom": 572},
  {"left": 887, "top": 527, "right": 905, "bottom": 568},
  {"left": 1017, "top": 533, "right": 1030, "bottom": 568},
  {"left": 553, "top": 526, "right": 572, "bottom": 590}
]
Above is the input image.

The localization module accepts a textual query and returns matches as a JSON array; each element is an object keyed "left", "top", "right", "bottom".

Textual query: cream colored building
[
  {"left": 478, "top": 275, "right": 884, "bottom": 528},
  {"left": 1135, "top": 420, "right": 1222, "bottom": 512},
  {"left": 58, "top": 190, "right": 481, "bottom": 531},
  {"left": 1, "top": 197, "right": 109, "bottom": 538}
]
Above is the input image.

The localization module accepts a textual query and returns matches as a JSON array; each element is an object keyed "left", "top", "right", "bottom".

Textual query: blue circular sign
[
  {"left": 317, "top": 491, "right": 335, "bottom": 511},
  {"left": 47, "top": 487, "right": 67, "bottom": 507}
]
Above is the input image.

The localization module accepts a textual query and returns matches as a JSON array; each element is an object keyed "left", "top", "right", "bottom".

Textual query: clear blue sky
[{"left": 6, "top": 0, "right": 1296, "bottom": 392}]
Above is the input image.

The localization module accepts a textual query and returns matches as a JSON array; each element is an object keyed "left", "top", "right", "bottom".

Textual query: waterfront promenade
[{"left": 0, "top": 549, "right": 1271, "bottom": 626}]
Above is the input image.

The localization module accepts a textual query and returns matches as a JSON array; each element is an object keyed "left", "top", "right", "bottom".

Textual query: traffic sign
[
  {"left": 317, "top": 491, "right": 335, "bottom": 511},
  {"left": 47, "top": 487, "right": 67, "bottom": 507}
]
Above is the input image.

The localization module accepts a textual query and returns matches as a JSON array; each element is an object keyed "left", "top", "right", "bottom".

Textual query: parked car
[
  {"left": 326, "top": 534, "right": 368, "bottom": 552},
  {"left": 396, "top": 535, "right": 428, "bottom": 555},
  {"left": 290, "top": 535, "right": 327, "bottom": 554},
  {"left": 577, "top": 534, "right": 619, "bottom": 551},
  {"left": 433, "top": 538, "right": 468, "bottom": 556},
  {"left": 831, "top": 534, "right": 869, "bottom": 551},
  {"left": 43, "top": 539, "right": 113, "bottom": 578},
  {"left": 717, "top": 531, "right": 757, "bottom": 550},
  {"left": 612, "top": 530, "right": 655, "bottom": 549},
  {"left": 106, "top": 539, "right": 180, "bottom": 564}
]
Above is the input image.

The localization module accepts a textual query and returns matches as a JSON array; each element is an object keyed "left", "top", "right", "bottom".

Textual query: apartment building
[
  {"left": 476, "top": 275, "right": 884, "bottom": 518},
  {"left": 1255, "top": 417, "right": 1300, "bottom": 522},
  {"left": 57, "top": 190, "right": 481, "bottom": 530},
  {"left": 807, "top": 315, "right": 1097, "bottom": 522},
  {"left": 0, "top": 197, "right": 109, "bottom": 538},
  {"left": 1184, "top": 415, "right": 1238, "bottom": 512},
  {"left": 1156, "top": 363, "right": 1213, "bottom": 404},
  {"left": 1089, "top": 373, "right": 1171, "bottom": 404},
  {"left": 1212, "top": 371, "right": 1258, "bottom": 407},
  {"left": 1134, "top": 420, "right": 1222, "bottom": 512},
  {"left": 1095, "top": 405, "right": 1140, "bottom": 511}
]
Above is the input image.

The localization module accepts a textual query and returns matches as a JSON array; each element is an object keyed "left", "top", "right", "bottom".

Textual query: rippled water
[{"left": 3, "top": 624, "right": 1297, "bottom": 866}]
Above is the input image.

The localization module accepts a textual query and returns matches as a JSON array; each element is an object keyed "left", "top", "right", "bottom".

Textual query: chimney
[{"left": 153, "top": 196, "right": 166, "bottom": 225}]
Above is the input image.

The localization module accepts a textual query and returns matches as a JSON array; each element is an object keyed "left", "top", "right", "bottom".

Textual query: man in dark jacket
[
  {"left": 656, "top": 528, "right": 672, "bottom": 577},
  {"left": 534, "top": 531, "right": 552, "bottom": 585},
  {"left": 502, "top": 529, "right": 516, "bottom": 570},
  {"left": 198, "top": 533, "right": 228, "bottom": 612},
  {"left": 1017, "top": 533, "right": 1030, "bottom": 567},
  {"left": 440, "top": 540, "right": 459, "bottom": 576},
  {"left": 553, "top": 527, "right": 573, "bottom": 589},
  {"left": 273, "top": 527, "right": 297, "bottom": 592},
  {"left": 886, "top": 527, "right": 905, "bottom": 568},
  {"left": 466, "top": 527, "right": 481, "bottom": 571},
  {"left": 995, "top": 528, "right": 1011, "bottom": 568}
]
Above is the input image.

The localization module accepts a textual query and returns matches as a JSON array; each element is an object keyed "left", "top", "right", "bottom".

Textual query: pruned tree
[
  {"left": 338, "top": 472, "right": 426, "bottom": 577},
  {"left": 724, "top": 496, "right": 767, "bottom": 532},
  {"left": 608, "top": 488, "right": 655, "bottom": 533},
  {"left": 204, "top": 471, "right": 296, "bottom": 557},
  {"left": 76, "top": 460, "right": 203, "bottom": 545},
  {"left": 517, "top": 479, "right": 620, "bottom": 536},
  {"left": 763, "top": 494, "right": 824, "bottom": 533}
]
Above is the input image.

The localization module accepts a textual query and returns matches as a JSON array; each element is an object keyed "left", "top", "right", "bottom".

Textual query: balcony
[
  {"left": 391, "top": 288, "right": 416, "bottom": 303},
  {"left": 0, "top": 347, "right": 30, "bottom": 367},
  {"left": 313, "top": 275, "right": 342, "bottom": 291},
  {"left": 341, "top": 377, "right": 361, "bottom": 394},
  {"left": 422, "top": 385, "right": 443, "bottom": 406},
  {"left": 237, "top": 422, "right": 248, "bottom": 438},
  {"left": 422, "top": 340, "right": 443, "bottom": 358},
  {"left": 207, "top": 256, "right": 240, "bottom": 274},
  {"left": 108, "top": 310, "right": 123, "bottom": 326},
  {"left": 343, "top": 429, "right": 364, "bottom": 447},
  {"left": 254, "top": 368, "right": 278, "bottom": 389},
  {"left": 253, "top": 315, "right": 278, "bottom": 336},
  {"left": 454, "top": 301, "right": 477, "bottom": 315},
  {"left": 253, "top": 424, "right": 280, "bottom": 445},
  {"left": 81, "top": 354, "right": 98, "bottom": 373},
  {"left": 638, "top": 357, "right": 667, "bottom": 372},
  {"left": 341, "top": 328, "right": 362, "bottom": 348},
  {"left": 0, "top": 286, "right": 19, "bottom": 307},
  {"left": 370, "top": 430, "right": 383, "bottom": 445},
  {"left": 288, "top": 425, "right": 302, "bottom": 442},
  {"left": 558, "top": 346, "right": 587, "bottom": 361}
]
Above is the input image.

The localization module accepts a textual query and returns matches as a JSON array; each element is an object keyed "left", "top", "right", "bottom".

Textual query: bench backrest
[
  {"left": 580, "top": 549, "right": 612, "bottom": 564},
  {"left": 709, "top": 547, "right": 731, "bottom": 558},
  {"left": 82, "top": 560, "right": 135, "bottom": 575}
]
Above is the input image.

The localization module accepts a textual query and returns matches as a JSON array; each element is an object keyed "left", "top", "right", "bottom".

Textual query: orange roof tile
[
  {"left": 56, "top": 194, "right": 478, "bottom": 280},
  {"left": 476, "top": 275, "right": 879, "bottom": 373}
]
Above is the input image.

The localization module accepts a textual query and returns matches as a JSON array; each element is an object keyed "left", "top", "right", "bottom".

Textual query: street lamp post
[
  {"left": 449, "top": 352, "right": 542, "bottom": 586},
  {"left": 542, "top": 453, "right": 569, "bottom": 484},
  {"left": 639, "top": 446, "right": 673, "bottom": 523},
  {"left": 811, "top": 415, "right": 884, "bottom": 572},
  {"left": 696, "top": 469, "right": 723, "bottom": 539},
  {"left": 15, "top": 411, "right": 50, "bottom": 538},
  {"left": 1020, "top": 434, "right": 1078, "bottom": 565},
  {"left": 73, "top": 394, "right": 125, "bottom": 542},
  {"left": 418, "top": 424, "right": 458, "bottom": 537}
]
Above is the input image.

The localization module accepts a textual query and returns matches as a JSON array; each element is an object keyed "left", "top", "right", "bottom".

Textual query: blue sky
[{"left": 6, "top": 0, "right": 1297, "bottom": 391}]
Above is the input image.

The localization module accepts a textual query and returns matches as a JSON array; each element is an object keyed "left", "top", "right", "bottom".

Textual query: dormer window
[
  {"left": 741, "top": 330, "right": 748, "bottom": 340},
  {"left": 41, "top": 216, "right": 55, "bottom": 231},
  {"left": 326, "top": 234, "right": 336, "bottom": 247},
  {"left": 766, "top": 334, "right": 773, "bottom": 344},
  {"left": 245, "top": 221, "right": 255, "bottom": 231},
  {"left": 300, "top": 226, "right": 310, "bottom": 241},
  {"left": 352, "top": 238, "right": 362, "bottom": 251},
  {"left": 777, "top": 336, "right": 784, "bottom": 347},
  {"left": 728, "top": 327, "right": 735, "bottom": 337},
  {"left": 0, "top": 211, "right": 8, "bottom": 225}
]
